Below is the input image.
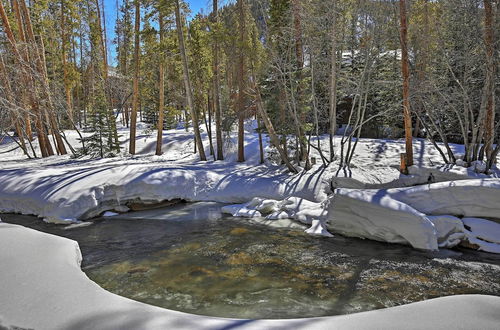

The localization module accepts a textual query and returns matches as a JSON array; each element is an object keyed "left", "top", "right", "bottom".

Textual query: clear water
[{"left": 3, "top": 202, "right": 500, "bottom": 319}]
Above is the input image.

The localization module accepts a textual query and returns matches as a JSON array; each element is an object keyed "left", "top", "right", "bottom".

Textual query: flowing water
[{"left": 3, "top": 202, "right": 500, "bottom": 319}]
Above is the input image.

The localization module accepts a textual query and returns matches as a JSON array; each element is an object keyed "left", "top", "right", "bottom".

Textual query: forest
[{"left": 0, "top": 0, "right": 498, "bottom": 173}]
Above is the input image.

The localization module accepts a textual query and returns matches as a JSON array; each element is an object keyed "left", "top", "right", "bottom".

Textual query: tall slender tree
[
  {"left": 483, "top": 0, "right": 496, "bottom": 171},
  {"left": 399, "top": 0, "right": 414, "bottom": 170},
  {"left": 156, "top": 14, "right": 165, "bottom": 156},
  {"left": 212, "top": 0, "right": 224, "bottom": 160},
  {"left": 237, "top": 0, "right": 246, "bottom": 162},
  {"left": 129, "top": 0, "right": 140, "bottom": 155},
  {"left": 174, "top": 0, "right": 206, "bottom": 161}
]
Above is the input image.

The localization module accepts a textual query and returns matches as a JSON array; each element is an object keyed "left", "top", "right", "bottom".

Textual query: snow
[
  {"left": 2, "top": 122, "right": 498, "bottom": 250},
  {"left": 103, "top": 211, "right": 119, "bottom": 217},
  {"left": 2, "top": 222, "right": 500, "bottom": 330},
  {"left": 222, "top": 197, "right": 334, "bottom": 237},
  {"left": 0, "top": 121, "right": 499, "bottom": 247},
  {"left": 305, "top": 219, "right": 334, "bottom": 237},
  {"left": 330, "top": 179, "right": 500, "bottom": 252},
  {"left": 221, "top": 204, "right": 263, "bottom": 218},
  {"left": 461, "top": 217, "right": 500, "bottom": 253},
  {"left": 388, "top": 179, "right": 500, "bottom": 218},
  {"left": 464, "top": 235, "right": 500, "bottom": 254},
  {"left": 0, "top": 161, "right": 335, "bottom": 223},
  {"left": 462, "top": 218, "right": 500, "bottom": 244},
  {"left": 330, "top": 189, "right": 438, "bottom": 250},
  {"left": 427, "top": 215, "right": 466, "bottom": 248}
]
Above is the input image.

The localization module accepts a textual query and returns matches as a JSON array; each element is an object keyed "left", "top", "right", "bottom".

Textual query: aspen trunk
[
  {"left": 129, "top": 0, "right": 140, "bottom": 155},
  {"left": 174, "top": 0, "right": 206, "bottom": 161},
  {"left": 156, "top": 15, "right": 165, "bottom": 156},
  {"left": 212, "top": 0, "right": 224, "bottom": 160}
]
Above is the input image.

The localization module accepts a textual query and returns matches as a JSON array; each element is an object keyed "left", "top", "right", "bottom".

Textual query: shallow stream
[{"left": 3, "top": 202, "right": 500, "bottom": 319}]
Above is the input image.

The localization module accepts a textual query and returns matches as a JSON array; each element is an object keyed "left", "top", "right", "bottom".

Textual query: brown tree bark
[
  {"left": 12, "top": 0, "right": 32, "bottom": 140},
  {"left": 129, "top": 0, "right": 140, "bottom": 155},
  {"left": 399, "top": 0, "right": 414, "bottom": 169},
  {"left": 36, "top": 31, "right": 68, "bottom": 156},
  {"left": 61, "top": 0, "right": 73, "bottom": 123},
  {"left": 174, "top": 0, "right": 206, "bottom": 161},
  {"left": 19, "top": 0, "right": 67, "bottom": 155}
]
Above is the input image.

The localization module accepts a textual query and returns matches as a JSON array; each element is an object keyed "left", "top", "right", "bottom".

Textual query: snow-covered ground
[
  {"left": 1, "top": 121, "right": 497, "bottom": 223},
  {"left": 1, "top": 121, "right": 500, "bottom": 328},
  {"left": 1, "top": 222, "right": 500, "bottom": 330}
]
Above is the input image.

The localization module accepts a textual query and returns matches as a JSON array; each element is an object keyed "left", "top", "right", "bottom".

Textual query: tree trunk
[
  {"left": 0, "top": 1, "right": 52, "bottom": 157},
  {"left": 413, "top": 0, "right": 429, "bottom": 138},
  {"left": 204, "top": 91, "right": 216, "bottom": 159},
  {"left": 61, "top": 0, "right": 73, "bottom": 123},
  {"left": 483, "top": 0, "right": 496, "bottom": 168},
  {"left": 253, "top": 79, "right": 297, "bottom": 174},
  {"left": 399, "top": 0, "right": 414, "bottom": 169},
  {"left": 129, "top": 0, "right": 140, "bottom": 155},
  {"left": 237, "top": 0, "right": 246, "bottom": 163},
  {"left": 291, "top": 0, "right": 308, "bottom": 164},
  {"left": 212, "top": 0, "right": 224, "bottom": 160},
  {"left": 174, "top": 0, "right": 206, "bottom": 161},
  {"left": 12, "top": 0, "right": 32, "bottom": 140},
  {"left": 329, "top": 0, "right": 338, "bottom": 161},
  {"left": 36, "top": 33, "right": 68, "bottom": 156},
  {"left": 95, "top": 0, "right": 119, "bottom": 152},
  {"left": 156, "top": 14, "right": 165, "bottom": 156},
  {"left": 258, "top": 116, "right": 264, "bottom": 164}
]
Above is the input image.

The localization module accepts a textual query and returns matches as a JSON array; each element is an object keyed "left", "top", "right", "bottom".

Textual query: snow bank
[
  {"left": 427, "top": 215, "right": 466, "bottom": 248},
  {"left": 388, "top": 179, "right": 500, "bottom": 218},
  {"left": 329, "top": 190, "right": 438, "bottom": 250},
  {"left": 0, "top": 163, "right": 333, "bottom": 223},
  {"left": 222, "top": 197, "right": 333, "bottom": 237},
  {"left": 2, "top": 223, "right": 500, "bottom": 330},
  {"left": 330, "top": 179, "right": 500, "bottom": 252},
  {"left": 462, "top": 217, "right": 500, "bottom": 244}
]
